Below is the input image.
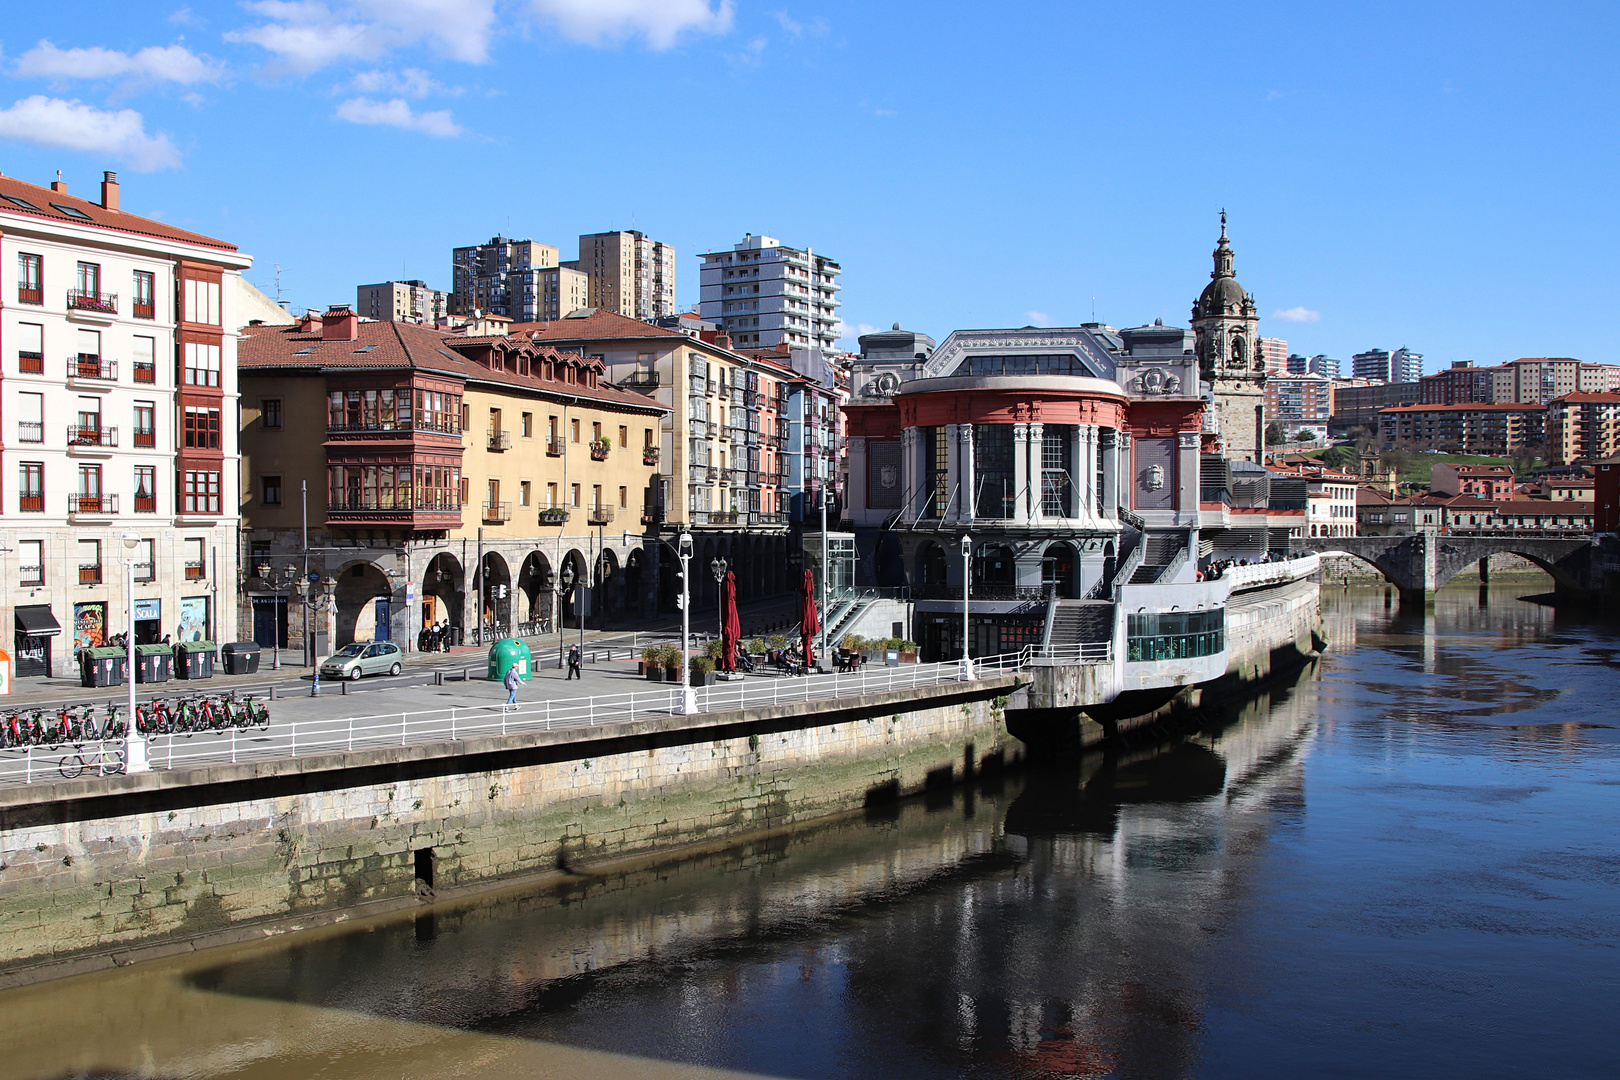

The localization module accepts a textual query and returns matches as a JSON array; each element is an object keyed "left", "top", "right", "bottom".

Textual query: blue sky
[{"left": 1, "top": 1, "right": 1615, "bottom": 371}]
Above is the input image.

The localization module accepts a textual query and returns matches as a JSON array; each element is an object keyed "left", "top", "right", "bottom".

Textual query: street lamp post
[
  {"left": 710, "top": 556, "right": 727, "bottom": 646},
  {"left": 959, "top": 533, "right": 974, "bottom": 680},
  {"left": 627, "top": 529, "right": 695, "bottom": 714},
  {"left": 255, "top": 562, "right": 300, "bottom": 670},
  {"left": 298, "top": 573, "right": 336, "bottom": 696},
  {"left": 559, "top": 563, "right": 574, "bottom": 670},
  {"left": 121, "top": 532, "right": 147, "bottom": 773}
]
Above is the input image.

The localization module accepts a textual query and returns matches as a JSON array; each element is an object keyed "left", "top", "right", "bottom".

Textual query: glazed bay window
[
  {"left": 18, "top": 252, "right": 42, "bottom": 305},
  {"left": 18, "top": 540, "right": 44, "bottom": 586},
  {"left": 133, "top": 270, "right": 155, "bottom": 319},
  {"left": 183, "top": 342, "right": 221, "bottom": 387},
  {"left": 329, "top": 464, "right": 410, "bottom": 510},
  {"left": 134, "top": 465, "right": 157, "bottom": 512},
  {"left": 182, "top": 469, "right": 222, "bottom": 514},
  {"left": 413, "top": 463, "right": 461, "bottom": 511},
  {"left": 133, "top": 402, "right": 156, "bottom": 448},
  {"left": 183, "top": 278, "right": 221, "bottom": 325},
  {"left": 183, "top": 404, "right": 221, "bottom": 449},
  {"left": 19, "top": 462, "right": 44, "bottom": 512}
]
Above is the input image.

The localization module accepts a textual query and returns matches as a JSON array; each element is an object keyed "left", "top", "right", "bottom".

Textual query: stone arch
[
  {"left": 915, "top": 540, "right": 949, "bottom": 590},
  {"left": 598, "top": 547, "right": 622, "bottom": 618},
  {"left": 973, "top": 543, "right": 1017, "bottom": 591},
  {"left": 334, "top": 560, "right": 393, "bottom": 647},
  {"left": 479, "top": 551, "right": 511, "bottom": 638},
  {"left": 421, "top": 553, "right": 463, "bottom": 639},
  {"left": 1041, "top": 541, "right": 1079, "bottom": 598},
  {"left": 559, "top": 548, "right": 590, "bottom": 629},
  {"left": 517, "top": 551, "right": 553, "bottom": 630}
]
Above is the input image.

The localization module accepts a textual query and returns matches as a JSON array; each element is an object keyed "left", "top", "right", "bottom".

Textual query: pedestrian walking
[
  {"left": 503, "top": 664, "right": 523, "bottom": 705},
  {"left": 566, "top": 643, "right": 582, "bottom": 680}
]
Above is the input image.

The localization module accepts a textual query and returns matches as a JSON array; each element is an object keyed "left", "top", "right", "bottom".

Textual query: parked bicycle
[{"left": 58, "top": 742, "right": 127, "bottom": 779}]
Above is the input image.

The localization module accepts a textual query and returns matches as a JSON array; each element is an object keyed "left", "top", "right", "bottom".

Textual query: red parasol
[
  {"left": 799, "top": 568, "right": 820, "bottom": 671},
  {"left": 720, "top": 570, "right": 741, "bottom": 673}
]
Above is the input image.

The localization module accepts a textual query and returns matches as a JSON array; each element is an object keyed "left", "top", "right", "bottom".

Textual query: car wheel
[
  {"left": 389, "top": 662, "right": 402, "bottom": 676},
  {"left": 348, "top": 666, "right": 363, "bottom": 681}
]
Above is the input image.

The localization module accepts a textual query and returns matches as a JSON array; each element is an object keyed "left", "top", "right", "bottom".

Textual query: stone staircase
[
  {"left": 1046, "top": 600, "right": 1115, "bottom": 646},
  {"left": 1127, "top": 532, "right": 1187, "bottom": 584}
]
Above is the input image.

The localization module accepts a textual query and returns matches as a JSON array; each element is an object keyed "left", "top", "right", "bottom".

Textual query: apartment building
[
  {"left": 1267, "top": 462, "right": 1358, "bottom": 538},
  {"left": 237, "top": 308, "right": 666, "bottom": 653},
  {"left": 1429, "top": 463, "right": 1515, "bottom": 500},
  {"left": 1258, "top": 336, "right": 1288, "bottom": 376},
  {"left": 1352, "top": 347, "right": 1423, "bottom": 383},
  {"left": 1263, "top": 374, "right": 1332, "bottom": 440},
  {"left": 734, "top": 342, "right": 849, "bottom": 523},
  {"left": 697, "top": 235, "right": 842, "bottom": 350},
  {"left": 1287, "top": 353, "right": 1340, "bottom": 379},
  {"left": 1376, "top": 402, "right": 1545, "bottom": 454},
  {"left": 563, "top": 231, "right": 675, "bottom": 320},
  {"left": 538, "top": 265, "right": 589, "bottom": 321},
  {"left": 1547, "top": 392, "right": 1620, "bottom": 465},
  {"left": 1, "top": 170, "right": 251, "bottom": 678},
  {"left": 1421, "top": 361, "right": 1496, "bottom": 405},
  {"left": 1330, "top": 381, "right": 1420, "bottom": 432},
  {"left": 523, "top": 308, "right": 802, "bottom": 611},
  {"left": 450, "top": 236, "right": 559, "bottom": 319},
  {"left": 355, "top": 280, "right": 449, "bottom": 324}
]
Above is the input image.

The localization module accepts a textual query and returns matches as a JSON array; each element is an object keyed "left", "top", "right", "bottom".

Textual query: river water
[{"left": 3, "top": 582, "right": 1618, "bottom": 1080}]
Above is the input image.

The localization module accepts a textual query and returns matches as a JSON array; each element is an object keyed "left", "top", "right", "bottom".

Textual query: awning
[{"left": 15, "top": 604, "right": 61, "bottom": 637}]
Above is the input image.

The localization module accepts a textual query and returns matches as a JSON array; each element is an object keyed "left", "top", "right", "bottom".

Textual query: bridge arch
[{"left": 1292, "top": 534, "right": 1591, "bottom": 597}]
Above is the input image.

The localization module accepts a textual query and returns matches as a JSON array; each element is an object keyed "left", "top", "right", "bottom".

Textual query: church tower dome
[{"left": 1190, "top": 212, "right": 1265, "bottom": 461}]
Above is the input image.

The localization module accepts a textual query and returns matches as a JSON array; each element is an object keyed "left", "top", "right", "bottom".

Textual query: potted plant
[
  {"left": 539, "top": 507, "right": 569, "bottom": 524},
  {"left": 688, "top": 654, "right": 714, "bottom": 687},
  {"left": 641, "top": 645, "right": 664, "bottom": 680},
  {"left": 590, "top": 436, "right": 612, "bottom": 461},
  {"left": 893, "top": 638, "right": 919, "bottom": 663},
  {"left": 705, "top": 638, "right": 725, "bottom": 661},
  {"left": 661, "top": 645, "right": 682, "bottom": 682},
  {"left": 642, "top": 445, "right": 661, "bottom": 466}
]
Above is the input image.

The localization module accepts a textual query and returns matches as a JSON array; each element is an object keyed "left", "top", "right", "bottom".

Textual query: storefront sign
[{"left": 134, "top": 598, "right": 162, "bottom": 622}]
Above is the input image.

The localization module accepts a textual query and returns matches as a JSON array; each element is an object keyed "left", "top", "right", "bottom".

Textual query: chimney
[
  {"left": 50, "top": 173, "right": 66, "bottom": 194},
  {"left": 321, "top": 304, "right": 359, "bottom": 341},
  {"left": 100, "top": 171, "right": 119, "bottom": 211}
]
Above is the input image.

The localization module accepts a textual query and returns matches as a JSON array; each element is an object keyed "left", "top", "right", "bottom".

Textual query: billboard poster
[
  {"left": 178, "top": 596, "right": 210, "bottom": 642},
  {"left": 73, "top": 602, "right": 106, "bottom": 654}
]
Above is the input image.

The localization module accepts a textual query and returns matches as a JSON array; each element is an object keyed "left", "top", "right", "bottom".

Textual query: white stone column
[
  {"left": 1099, "top": 428, "right": 1118, "bottom": 519},
  {"left": 1027, "top": 421, "right": 1044, "bottom": 525},
  {"left": 848, "top": 436, "right": 869, "bottom": 519},
  {"left": 957, "top": 423, "right": 976, "bottom": 522},
  {"left": 944, "top": 424, "right": 961, "bottom": 521},
  {"left": 1116, "top": 430, "right": 1132, "bottom": 516},
  {"left": 899, "top": 427, "right": 918, "bottom": 518},
  {"left": 1011, "top": 422, "right": 1030, "bottom": 524}
]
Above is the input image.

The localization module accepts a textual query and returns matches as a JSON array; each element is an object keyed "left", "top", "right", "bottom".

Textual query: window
[
  {"left": 618, "top": 485, "right": 628, "bottom": 508},
  {"left": 645, "top": 427, "right": 654, "bottom": 447},
  {"left": 547, "top": 482, "right": 558, "bottom": 508},
  {"left": 182, "top": 470, "right": 221, "bottom": 514},
  {"left": 79, "top": 540, "right": 102, "bottom": 585},
  {"left": 618, "top": 425, "right": 628, "bottom": 448},
  {"left": 133, "top": 402, "right": 156, "bottom": 448},
  {"left": 16, "top": 322, "right": 43, "bottom": 373},
  {"left": 592, "top": 421, "right": 602, "bottom": 443},
  {"left": 185, "top": 538, "right": 206, "bottom": 580},
  {"left": 133, "top": 271, "right": 155, "bottom": 318},
  {"left": 459, "top": 476, "right": 470, "bottom": 505},
  {"left": 133, "top": 335, "right": 156, "bottom": 383},
  {"left": 133, "top": 539, "right": 155, "bottom": 582},
  {"left": 183, "top": 342, "right": 221, "bottom": 386},
  {"left": 134, "top": 466, "right": 157, "bottom": 512},
  {"left": 262, "top": 475, "right": 282, "bottom": 506},
  {"left": 592, "top": 484, "right": 602, "bottom": 509},
  {"left": 183, "top": 405, "right": 221, "bottom": 449},
  {"left": 19, "top": 462, "right": 44, "bottom": 511},
  {"left": 572, "top": 418, "right": 581, "bottom": 442},
  {"left": 520, "top": 480, "right": 531, "bottom": 507},
  {"left": 460, "top": 402, "right": 470, "bottom": 430},
  {"left": 18, "top": 253, "right": 41, "bottom": 304},
  {"left": 183, "top": 278, "right": 221, "bottom": 325},
  {"left": 261, "top": 398, "right": 282, "bottom": 429},
  {"left": 76, "top": 261, "right": 100, "bottom": 296},
  {"left": 18, "top": 540, "right": 44, "bottom": 586},
  {"left": 571, "top": 483, "right": 581, "bottom": 507},
  {"left": 16, "top": 392, "right": 43, "bottom": 443},
  {"left": 522, "top": 412, "right": 533, "bottom": 437}
]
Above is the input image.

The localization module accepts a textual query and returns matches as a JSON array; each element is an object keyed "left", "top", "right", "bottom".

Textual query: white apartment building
[
  {"left": 355, "top": 279, "right": 449, "bottom": 324},
  {"left": 1, "top": 171, "right": 250, "bottom": 679},
  {"left": 698, "top": 235, "right": 841, "bottom": 351}
]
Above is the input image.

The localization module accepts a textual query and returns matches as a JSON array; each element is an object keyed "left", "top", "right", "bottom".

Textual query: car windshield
[{"left": 333, "top": 644, "right": 366, "bottom": 657}]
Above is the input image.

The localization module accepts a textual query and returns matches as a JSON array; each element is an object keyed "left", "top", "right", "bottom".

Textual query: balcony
[
  {"left": 725, "top": 425, "right": 747, "bottom": 442},
  {"left": 622, "top": 370, "right": 661, "bottom": 391},
  {"left": 643, "top": 446, "right": 661, "bottom": 467},
  {"left": 184, "top": 561, "right": 206, "bottom": 580},
  {"left": 134, "top": 493, "right": 156, "bottom": 513},
  {"left": 69, "top": 493, "right": 117, "bottom": 516},
  {"left": 547, "top": 436, "right": 564, "bottom": 456},
  {"left": 134, "top": 300, "right": 155, "bottom": 320},
  {"left": 587, "top": 505, "right": 615, "bottom": 526},
  {"left": 68, "top": 356, "right": 117, "bottom": 383},
  {"left": 482, "top": 501, "right": 512, "bottom": 523},
  {"left": 641, "top": 504, "right": 664, "bottom": 525},
  {"left": 710, "top": 510, "right": 741, "bottom": 525},
  {"left": 17, "top": 286, "right": 42, "bottom": 306},
  {"left": 487, "top": 429, "right": 511, "bottom": 451},
  {"left": 689, "top": 464, "right": 712, "bottom": 484},
  {"left": 79, "top": 563, "right": 104, "bottom": 585},
  {"left": 133, "top": 361, "right": 156, "bottom": 384},
  {"left": 67, "top": 425, "right": 118, "bottom": 452},
  {"left": 133, "top": 428, "right": 156, "bottom": 448},
  {"left": 18, "top": 565, "right": 43, "bottom": 587},
  {"left": 538, "top": 508, "right": 570, "bottom": 525},
  {"left": 17, "top": 421, "right": 42, "bottom": 443},
  {"left": 326, "top": 494, "right": 463, "bottom": 526},
  {"left": 18, "top": 350, "right": 43, "bottom": 374},
  {"left": 67, "top": 290, "right": 118, "bottom": 316},
  {"left": 590, "top": 441, "right": 611, "bottom": 461},
  {"left": 133, "top": 562, "right": 155, "bottom": 583},
  {"left": 19, "top": 493, "right": 43, "bottom": 512},
  {"left": 750, "top": 511, "right": 787, "bottom": 526}
]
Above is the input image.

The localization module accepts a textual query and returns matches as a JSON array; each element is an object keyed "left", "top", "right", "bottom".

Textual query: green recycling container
[{"left": 487, "top": 638, "right": 532, "bottom": 682}]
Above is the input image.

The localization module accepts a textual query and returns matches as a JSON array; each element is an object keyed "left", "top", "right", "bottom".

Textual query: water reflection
[{"left": 2, "top": 584, "right": 1617, "bottom": 1080}]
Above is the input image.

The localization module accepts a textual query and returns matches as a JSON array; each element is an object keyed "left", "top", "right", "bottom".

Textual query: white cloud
[
  {"left": 335, "top": 96, "right": 460, "bottom": 137},
  {"left": 772, "top": 11, "right": 828, "bottom": 36},
  {"left": 528, "top": 0, "right": 734, "bottom": 49},
  {"left": 349, "top": 67, "right": 453, "bottom": 97},
  {"left": 1272, "top": 306, "right": 1321, "bottom": 322},
  {"left": 227, "top": 0, "right": 497, "bottom": 73},
  {"left": 14, "top": 41, "right": 226, "bottom": 85},
  {"left": 1025, "top": 310, "right": 1056, "bottom": 327},
  {"left": 168, "top": 7, "right": 202, "bottom": 26},
  {"left": 0, "top": 95, "right": 180, "bottom": 170}
]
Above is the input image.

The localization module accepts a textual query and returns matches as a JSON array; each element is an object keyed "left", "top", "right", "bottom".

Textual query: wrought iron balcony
[
  {"left": 68, "top": 355, "right": 117, "bottom": 381},
  {"left": 16, "top": 421, "right": 42, "bottom": 443},
  {"left": 642, "top": 446, "right": 661, "bottom": 466},
  {"left": 69, "top": 494, "right": 117, "bottom": 515},
  {"left": 587, "top": 505, "right": 615, "bottom": 525},
  {"left": 184, "top": 560, "right": 206, "bottom": 580},
  {"left": 622, "top": 370, "right": 661, "bottom": 390},
  {"left": 538, "top": 508, "right": 570, "bottom": 525},
  {"left": 133, "top": 428, "right": 156, "bottom": 449},
  {"left": 18, "top": 350, "right": 43, "bottom": 374},
  {"left": 487, "top": 429, "right": 511, "bottom": 451},
  {"left": 547, "top": 436, "right": 564, "bottom": 456},
  {"left": 67, "top": 290, "right": 118, "bottom": 315},
  {"left": 133, "top": 360, "right": 156, "bottom": 383},
  {"left": 590, "top": 441, "right": 611, "bottom": 461},
  {"left": 482, "top": 501, "right": 512, "bottom": 523},
  {"left": 78, "top": 562, "right": 104, "bottom": 585},
  {"left": 67, "top": 425, "right": 118, "bottom": 448}
]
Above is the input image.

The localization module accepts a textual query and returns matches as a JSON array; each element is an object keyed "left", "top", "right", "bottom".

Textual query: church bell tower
[{"left": 1191, "top": 213, "right": 1266, "bottom": 461}]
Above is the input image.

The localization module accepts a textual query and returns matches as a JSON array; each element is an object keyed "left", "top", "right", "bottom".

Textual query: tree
[
  {"left": 1322, "top": 445, "right": 1356, "bottom": 470},
  {"left": 1265, "top": 422, "right": 1287, "bottom": 447}
]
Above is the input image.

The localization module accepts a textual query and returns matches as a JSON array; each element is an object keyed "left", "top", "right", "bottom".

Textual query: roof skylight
[
  {"left": 3, "top": 194, "right": 42, "bottom": 212},
  {"left": 50, "top": 203, "right": 93, "bottom": 221}
]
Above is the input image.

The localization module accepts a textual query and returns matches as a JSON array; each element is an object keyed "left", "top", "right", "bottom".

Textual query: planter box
[
  {"left": 898, "top": 651, "right": 918, "bottom": 663},
  {"left": 690, "top": 671, "right": 715, "bottom": 687},
  {"left": 664, "top": 667, "right": 680, "bottom": 682},
  {"left": 644, "top": 665, "right": 664, "bottom": 681}
]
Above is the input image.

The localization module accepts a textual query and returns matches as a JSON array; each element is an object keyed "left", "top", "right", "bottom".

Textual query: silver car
[{"left": 320, "top": 641, "right": 403, "bottom": 680}]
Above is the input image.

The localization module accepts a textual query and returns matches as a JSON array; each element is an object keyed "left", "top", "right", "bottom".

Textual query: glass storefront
[{"left": 1126, "top": 608, "right": 1224, "bottom": 662}]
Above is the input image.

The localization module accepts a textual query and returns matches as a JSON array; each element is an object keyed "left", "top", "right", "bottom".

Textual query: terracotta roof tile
[{"left": 0, "top": 173, "right": 235, "bottom": 251}]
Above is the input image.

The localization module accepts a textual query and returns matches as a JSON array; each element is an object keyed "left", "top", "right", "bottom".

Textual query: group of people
[
  {"left": 1198, "top": 552, "right": 1277, "bottom": 581},
  {"left": 416, "top": 622, "right": 456, "bottom": 653}
]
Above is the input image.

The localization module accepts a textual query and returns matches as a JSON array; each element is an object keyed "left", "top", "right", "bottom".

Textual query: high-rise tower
[{"left": 1191, "top": 213, "right": 1266, "bottom": 461}]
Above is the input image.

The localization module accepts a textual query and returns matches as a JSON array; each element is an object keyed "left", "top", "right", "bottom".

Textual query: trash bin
[
  {"left": 175, "top": 641, "right": 217, "bottom": 680},
  {"left": 136, "top": 643, "right": 173, "bottom": 684},
  {"left": 80, "top": 646, "right": 128, "bottom": 687},
  {"left": 220, "top": 641, "right": 261, "bottom": 675},
  {"left": 487, "top": 638, "right": 532, "bottom": 682}
]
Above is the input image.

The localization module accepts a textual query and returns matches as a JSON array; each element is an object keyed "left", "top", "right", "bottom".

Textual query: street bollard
[
  {"left": 269, "top": 686, "right": 276, "bottom": 700},
  {"left": 435, "top": 671, "right": 443, "bottom": 685}
]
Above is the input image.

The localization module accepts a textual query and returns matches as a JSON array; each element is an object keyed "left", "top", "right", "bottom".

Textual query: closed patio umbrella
[
  {"left": 799, "top": 568, "right": 820, "bottom": 671},
  {"left": 720, "top": 570, "right": 740, "bottom": 673}
]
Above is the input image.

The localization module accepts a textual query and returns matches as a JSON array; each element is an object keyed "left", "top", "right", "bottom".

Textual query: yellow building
[{"left": 237, "top": 307, "right": 667, "bottom": 654}]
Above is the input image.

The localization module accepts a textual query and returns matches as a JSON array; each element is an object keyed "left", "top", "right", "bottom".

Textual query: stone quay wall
[{"left": 0, "top": 676, "right": 1026, "bottom": 984}]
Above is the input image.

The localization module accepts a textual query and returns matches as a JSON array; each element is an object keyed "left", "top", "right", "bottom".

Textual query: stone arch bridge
[{"left": 1289, "top": 533, "right": 1597, "bottom": 599}]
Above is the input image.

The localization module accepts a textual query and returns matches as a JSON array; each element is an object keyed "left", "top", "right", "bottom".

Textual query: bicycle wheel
[
  {"left": 58, "top": 753, "right": 86, "bottom": 780},
  {"left": 102, "top": 747, "right": 127, "bottom": 775}
]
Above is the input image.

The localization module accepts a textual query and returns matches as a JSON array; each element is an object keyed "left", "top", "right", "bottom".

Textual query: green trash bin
[
  {"left": 487, "top": 638, "right": 532, "bottom": 682},
  {"left": 136, "top": 643, "right": 173, "bottom": 683},
  {"left": 80, "top": 646, "right": 128, "bottom": 688},
  {"left": 175, "top": 641, "right": 217, "bottom": 680}
]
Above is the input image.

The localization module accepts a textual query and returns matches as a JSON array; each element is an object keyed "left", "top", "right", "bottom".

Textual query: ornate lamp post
[
  {"left": 559, "top": 563, "right": 574, "bottom": 669},
  {"left": 121, "top": 532, "right": 147, "bottom": 773},
  {"left": 710, "top": 556, "right": 727, "bottom": 644},
  {"left": 627, "top": 529, "right": 695, "bottom": 714},
  {"left": 959, "top": 533, "right": 974, "bottom": 680},
  {"left": 297, "top": 573, "right": 336, "bottom": 695},
  {"left": 255, "top": 562, "right": 300, "bottom": 670}
]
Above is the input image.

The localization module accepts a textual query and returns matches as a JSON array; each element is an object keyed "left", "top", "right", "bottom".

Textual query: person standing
[
  {"left": 504, "top": 663, "right": 522, "bottom": 706},
  {"left": 566, "top": 643, "right": 582, "bottom": 680}
]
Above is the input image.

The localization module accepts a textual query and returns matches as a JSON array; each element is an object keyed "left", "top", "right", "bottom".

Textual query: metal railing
[
  {"left": 67, "top": 290, "right": 118, "bottom": 315},
  {"left": 67, "top": 425, "right": 118, "bottom": 448},
  {"left": 487, "top": 430, "right": 511, "bottom": 451},
  {"left": 67, "top": 356, "right": 117, "bottom": 381},
  {"left": 17, "top": 421, "right": 42, "bottom": 443},
  {"left": 69, "top": 494, "right": 117, "bottom": 515},
  {"left": 482, "top": 501, "right": 512, "bottom": 523},
  {"left": 588, "top": 505, "right": 615, "bottom": 525},
  {"left": 913, "top": 583, "right": 1053, "bottom": 603}
]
